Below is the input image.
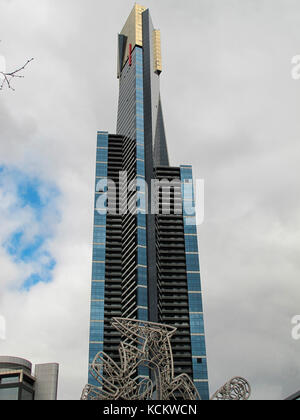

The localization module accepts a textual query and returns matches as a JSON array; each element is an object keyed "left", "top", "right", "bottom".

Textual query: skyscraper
[{"left": 88, "top": 4, "right": 209, "bottom": 400}]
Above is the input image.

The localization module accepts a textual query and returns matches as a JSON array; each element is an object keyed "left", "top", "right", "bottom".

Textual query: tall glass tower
[{"left": 88, "top": 4, "right": 209, "bottom": 400}]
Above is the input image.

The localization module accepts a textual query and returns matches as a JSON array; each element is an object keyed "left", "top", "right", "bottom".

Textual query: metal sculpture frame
[
  {"left": 210, "top": 377, "right": 251, "bottom": 400},
  {"left": 82, "top": 317, "right": 252, "bottom": 401},
  {"left": 82, "top": 317, "right": 201, "bottom": 400}
]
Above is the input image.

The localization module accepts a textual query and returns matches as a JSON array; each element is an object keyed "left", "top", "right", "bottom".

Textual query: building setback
[{"left": 88, "top": 4, "right": 209, "bottom": 400}]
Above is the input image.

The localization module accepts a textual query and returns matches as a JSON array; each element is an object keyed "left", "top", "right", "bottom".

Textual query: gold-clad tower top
[
  {"left": 120, "top": 4, "right": 147, "bottom": 48},
  {"left": 118, "top": 4, "right": 162, "bottom": 77},
  {"left": 153, "top": 29, "right": 162, "bottom": 74}
]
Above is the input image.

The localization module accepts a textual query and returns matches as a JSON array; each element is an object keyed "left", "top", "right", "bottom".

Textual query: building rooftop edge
[{"left": 0, "top": 356, "right": 32, "bottom": 370}]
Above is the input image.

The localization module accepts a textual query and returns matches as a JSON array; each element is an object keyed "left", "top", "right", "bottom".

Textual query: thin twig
[{"left": 0, "top": 58, "right": 34, "bottom": 91}]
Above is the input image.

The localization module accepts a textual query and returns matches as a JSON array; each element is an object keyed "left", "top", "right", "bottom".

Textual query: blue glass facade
[
  {"left": 180, "top": 165, "right": 209, "bottom": 400},
  {"left": 135, "top": 47, "right": 148, "bottom": 323},
  {"left": 88, "top": 46, "right": 150, "bottom": 384},
  {"left": 88, "top": 131, "right": 108, "bottom": 387}
]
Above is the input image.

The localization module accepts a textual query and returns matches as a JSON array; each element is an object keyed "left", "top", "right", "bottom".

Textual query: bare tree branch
[{"left": 0, "top": 47, "right": 34, "bottom": 91}]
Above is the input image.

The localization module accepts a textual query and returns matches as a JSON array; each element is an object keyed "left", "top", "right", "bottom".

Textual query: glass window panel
[
  {"left": 136, "top": 90, "right": 143, "bottom": 101},
  {"left": 136, "top": 145, "right": 145, "bottom": 160},
  {"left": 187, "top": 273, "right": 202, "bottom": 292},
  {"left": 21, "top": 388, "right": 34, "bottom": 400},
  {"left": 89, "top": 321, "right": 104, "bottom": 342},
  {"left": 191, "top": 335, "right": 207, "bottom": 356},
  {"left": 136, "top": 132, "right": 144, "bottom": 144},
  {"left": 90, "top": 301, "right": 104, "bottom": 321},
  {"left": 195, "top": 382, "right": 209, "bottom": 401},
  {"left": 186, "top": 254, "right": 200, "bottom": 272},
  {"left": 190, "top": 313, "right": 204, "bottom": 334},
  {"left": 137, "top": 307, "right": 148, "bottom": 321},
  {"left": 136, "top": 119, "right": 144, "bottom": 131},
  {"left": 189, "top": 293, "right": 203, "bottom": 313},
  {"left": 184, "top": 216, "right": 196, "bottom": 227},
  {"left": 137, "top": 214, "right": 146, "bottom": 227},
  {"left": 137, "top": 228, "right": 146, "bottom": 246},
  {"left": 96, "top": 163, "right": 107, "bottom": 177},
  {"left": 137, "top": 266, "right": 147, "bottom": 286},
  {"left": 97, "top": 133, "right": 108, "bottom": 148},
  {"left": 192, "top": 358, "right": 208, "bottom": 380},
  {"left": 181, "top": 182, "right": 194, "bottom": 201},
  {"left": 138, "top": 249, "right": 147, "bottom": 266},
  {"left": 180, "top": 166, "right": 193, "bottom": 179},
  {"left": 1, "top": 375, "right": 19, "bottom": 384},
  {"left": 91, "top": 281, "right": 105, "bottom": 300},
  {"left": 96, "top": 148, "right": 108, "bottom": 162},
  {"left": 89, "top": 343, "right": 103, "bottom": 364},
  {"left": 185, "top": 236, "right": 198, "bottom": 252},
  {"left": 93, "top": 227, "right": 106, "bottom": 243},
  {"left": 92, "top": 244, "right": 105, "bottom": 261},
  {"left": 92, "top": 262, "right": 105, "bottom": 280},
  {"left": 0, "top": 387, "right": 19, "bottom": 400},
  {"left": 137, "top": 287, "right": 147, "bottom": 307},
  {"left": 136, "top": 160, "right": 145, "bottom": 177},
  {"left": 94, "top": 212, "right": 106, "bottom": 226},
  {"left": 184, "top": 224, "right": 197, "bottom": 234}
]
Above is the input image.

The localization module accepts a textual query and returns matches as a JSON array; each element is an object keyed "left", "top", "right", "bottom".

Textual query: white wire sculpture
[
  {"left": 81, "top": 317, "right": 201, "bottom": 400},
  {"left": 82, "top": 317, "right": 251, "bottom": 401},
  {"left": 210, "top": 377, "right": 251, "bottom": 400}
]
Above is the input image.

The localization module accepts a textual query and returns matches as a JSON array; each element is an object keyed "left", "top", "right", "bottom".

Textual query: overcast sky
[{"left": 0, "top": 0, "right": 300, "bottom": 400}]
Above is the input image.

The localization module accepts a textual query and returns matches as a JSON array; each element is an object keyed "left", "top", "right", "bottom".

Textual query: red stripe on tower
[{"left": 129, "top": 44, "right": 132, "bottom": 66}]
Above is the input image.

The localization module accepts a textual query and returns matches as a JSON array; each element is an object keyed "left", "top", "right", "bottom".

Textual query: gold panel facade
[
  {"left": 119, "top": 4, "right": 147, "bottom": 69},
  {"left": 153, "top": 29, "right": 162, "bottom": 74}
]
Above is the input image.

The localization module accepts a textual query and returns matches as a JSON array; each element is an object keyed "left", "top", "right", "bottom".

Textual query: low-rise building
[{"left": 0, "top": 356, "right": 59, "bottom": 400}]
